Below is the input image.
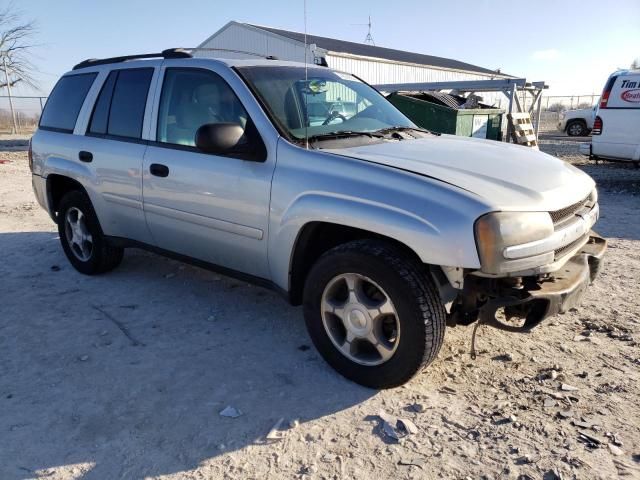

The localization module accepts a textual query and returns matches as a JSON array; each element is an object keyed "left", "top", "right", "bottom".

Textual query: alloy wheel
[
  {"left": 64, "top": 207, "right": 94, "bottom": 262},
  {"left": 321, "top": 273, "right": 400, "bottom": 366},
  {"left": 568, "top": 123, "right": 584, "bottom": 136}
]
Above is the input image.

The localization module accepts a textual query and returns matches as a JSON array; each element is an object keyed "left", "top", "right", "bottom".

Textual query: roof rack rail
[
  {"left": 189, "top": 47, "right": 278, "bottom": 60},
  {"left": 72, "top": 48, "right": 192, "bottom": 70}
]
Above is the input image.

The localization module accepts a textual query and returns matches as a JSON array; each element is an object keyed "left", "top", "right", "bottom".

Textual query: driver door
[{"left": 142, "top": 66, "right": 274, "bottom": 278}]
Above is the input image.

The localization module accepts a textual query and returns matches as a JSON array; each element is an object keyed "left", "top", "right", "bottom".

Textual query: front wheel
[
  {"left": 57, "top": 190, "right": 124, "bottom": 275},
  {"left": 303, "top": 240, "right": 446, "bottom": 389}
]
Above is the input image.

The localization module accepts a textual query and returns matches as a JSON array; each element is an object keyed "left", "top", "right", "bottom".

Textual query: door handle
[
  {"left": 150, "top": 163, "right": 169, "bottom": 177},
  {"left": 78, "top": 151, "right": 93, "bottom": 163}
]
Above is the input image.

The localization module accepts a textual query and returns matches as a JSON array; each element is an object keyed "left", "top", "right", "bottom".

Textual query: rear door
[
  {"left": 141, "top": 65, "right": 276, "bottom": 279},
  {"left": 34, "top": 71, "right": 99, "bottom": 180},
  {"left": 80, "top": 66, "right": 159, "bottom": 242},
  {"left": 594, "top": 73, "right": 640, "bottom": 160}
]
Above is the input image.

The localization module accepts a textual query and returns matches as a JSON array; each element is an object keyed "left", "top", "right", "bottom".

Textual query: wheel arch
[
  {"left": 287, "top": 221, "right": 447, "bottom": 306},
  {"left": 565, "top": 118, "right": 587, "bottom": 132},
  {"left": 46, "top": 174, "right": 90, "bottom": 222}
]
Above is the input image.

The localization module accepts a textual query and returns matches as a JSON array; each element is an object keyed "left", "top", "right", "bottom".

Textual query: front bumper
[{"left": 452, "top": 233, "right": 606, "bottom": 332}]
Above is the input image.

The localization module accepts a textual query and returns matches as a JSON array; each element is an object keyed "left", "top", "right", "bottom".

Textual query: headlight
[{"left": 475, "top": 212, "right": 554, "bottom": 274}]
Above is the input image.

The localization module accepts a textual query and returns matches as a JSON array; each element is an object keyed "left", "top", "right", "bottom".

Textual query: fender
[
  {"left": 43, "top": 156, "right": 95, "bottom": 183},
  {"left": 268, "top": 191, "right": 482, "bottom": 292},
  {"left": 43, "top": 156, "right": 98, "bottom": 218}
]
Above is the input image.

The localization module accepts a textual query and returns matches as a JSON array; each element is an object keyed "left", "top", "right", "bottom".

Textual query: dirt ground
[{"left": 0, "top": 136, "right": 639, "bottom": 480}]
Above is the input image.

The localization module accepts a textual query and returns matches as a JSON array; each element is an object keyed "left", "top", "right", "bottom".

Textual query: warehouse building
[
  {"left": 196, "top": 22, "right": 546, "bottom": 141},
  {"left": 197, "top": 21, "right": 511, "bottom": 87}
]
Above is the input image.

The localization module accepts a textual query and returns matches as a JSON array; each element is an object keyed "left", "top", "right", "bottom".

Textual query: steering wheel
[{"left": 322, "top": 110, "right": 348, "bottom": 126}]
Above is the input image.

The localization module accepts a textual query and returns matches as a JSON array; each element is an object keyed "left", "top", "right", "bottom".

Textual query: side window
[
  {"left": 157, "top": 68, "right": 248, "bottom": 147},
  {"left": 88, "top": 71, "right": 117, "bottom": 135},
  {"left": 87, "top": 68, "right": 153, "bottom": 139},
  {"left": 40, "top": 73, "right": 97, "bottom": 132}
]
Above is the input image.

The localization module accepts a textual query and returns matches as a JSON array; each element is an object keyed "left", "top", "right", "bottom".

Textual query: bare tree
[
  {"left": 0, "top": 4, "right": 38, "bottom": 90},
  {"left": 545, "top": 102, "right": 565, "bottom": 113}
]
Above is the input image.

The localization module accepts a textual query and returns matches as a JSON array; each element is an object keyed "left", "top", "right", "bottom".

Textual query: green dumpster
[{"left": 387, "top": 92, "right": 504, "bottom": 141}]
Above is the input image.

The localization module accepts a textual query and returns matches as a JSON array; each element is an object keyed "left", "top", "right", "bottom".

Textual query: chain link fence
[
  {"left": 0, "top": 93, "right": 602, "bottom": 136},
  {"left": 0, "top": 95, "right": 47, "bottom": 134},
  {"left": 542, "top": 94, "right": 599, "bottom": 112}
]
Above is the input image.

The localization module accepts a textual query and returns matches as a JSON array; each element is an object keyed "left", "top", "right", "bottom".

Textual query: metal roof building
[{"left": 197, "top": 22, "right": 511, "bottom": 86}]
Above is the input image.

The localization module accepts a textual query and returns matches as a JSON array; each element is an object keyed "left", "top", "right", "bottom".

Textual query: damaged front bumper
[{"left": 449, "top": 232, "right": 607, "bottom": 332}]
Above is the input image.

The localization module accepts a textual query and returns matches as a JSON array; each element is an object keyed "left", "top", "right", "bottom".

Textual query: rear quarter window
[
  {"left": 39, "top": 73, "right": 97, "bottom": 132},
  {"left": 609, "top": 75, "right": 640, "bottom": 109}
]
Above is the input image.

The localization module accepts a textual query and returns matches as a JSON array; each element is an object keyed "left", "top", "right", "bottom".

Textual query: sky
[{"left": 8, "top": 0, "right": 640, "bottom": 97}]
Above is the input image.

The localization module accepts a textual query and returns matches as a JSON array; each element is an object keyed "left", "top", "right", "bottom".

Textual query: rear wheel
[
  {"left": 566, "top": 120, "right": 587, "bottom": 136},
  {"left": 57, "top": 191, "right": 123, "bottom": 275},
  {"left": 303, "top": 239, "right": 446, "bottom": 389}
]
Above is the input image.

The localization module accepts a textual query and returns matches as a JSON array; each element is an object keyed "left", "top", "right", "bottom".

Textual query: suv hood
[{"left": 326, "top": 135, "right": 595, "bottom": 211}]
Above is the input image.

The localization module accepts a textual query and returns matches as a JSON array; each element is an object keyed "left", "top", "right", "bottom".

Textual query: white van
[{"left": 581, "top": 69, "right": 640, "bottom": 164}]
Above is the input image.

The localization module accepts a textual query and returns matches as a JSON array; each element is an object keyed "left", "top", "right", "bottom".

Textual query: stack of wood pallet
[{"left": 507, "top": 112, "right": 538, "bottom": 149}]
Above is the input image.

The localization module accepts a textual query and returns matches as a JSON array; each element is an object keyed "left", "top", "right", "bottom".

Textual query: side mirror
[{"left": 195, "top": 123, "right": 245, "bottom": 154}]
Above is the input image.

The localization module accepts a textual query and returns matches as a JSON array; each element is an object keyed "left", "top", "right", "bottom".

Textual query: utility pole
[{"left": 2, "top": 54, "right": 18, "bottom": 134}]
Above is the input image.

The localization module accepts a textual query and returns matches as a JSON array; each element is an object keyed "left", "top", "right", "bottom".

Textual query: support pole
[
  {"left": 506, "top": 83, "right": 516, "bottom": 143},
  {"left": 534, "top": 89, "right": 543, "bottom": 139},
  {"left": 2, "top": 55, "right": 18, "bottom": 134}
]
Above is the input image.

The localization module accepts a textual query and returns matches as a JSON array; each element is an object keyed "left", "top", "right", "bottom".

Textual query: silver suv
[{"left": 31, "top": 49, "right": 606, "bottom": 388}]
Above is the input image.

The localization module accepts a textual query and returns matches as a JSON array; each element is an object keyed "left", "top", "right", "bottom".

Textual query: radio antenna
[
  {"left": 303, "top": 0, "right": 309, "bottom": 149},
  {"left": 351, "top": 15, "right": 375, "bottom": 45}
]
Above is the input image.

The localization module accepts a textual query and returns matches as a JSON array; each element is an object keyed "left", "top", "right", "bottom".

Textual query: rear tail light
[
  {"left": 592, "top": 116, "right": 602, "bottom": 135},
  {"left": 599, "top": 75, "right": 617, "bottom": 108},
  {"left": 28, "top": 138, "right": 33, "bottom": 172}
]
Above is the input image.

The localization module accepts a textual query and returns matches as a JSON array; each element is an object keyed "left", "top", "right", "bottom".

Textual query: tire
[
  {"left": 57, "top": 190, "right": 124, "bottom": 275},
  {"left": 566, "top": 120, "right": 587, "bottom": 137},
  {"left": 303, "top": 239, "right": 446, "bottom": 389}
]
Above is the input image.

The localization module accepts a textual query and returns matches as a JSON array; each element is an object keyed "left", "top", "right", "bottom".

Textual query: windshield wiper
[
  {"left": 306, "top": 130, "right": 386, "bottom": 143},
  {"left": 374, "top": 126, "right": 440, "bottom": 136}
]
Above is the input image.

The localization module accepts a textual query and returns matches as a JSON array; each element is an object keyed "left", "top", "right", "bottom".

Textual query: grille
[
  {"left": 550, "top": 194, "right": 591, "bottom": 226},
  {"left": 554, "top": 235, "right": 588, "bottom": 261}
]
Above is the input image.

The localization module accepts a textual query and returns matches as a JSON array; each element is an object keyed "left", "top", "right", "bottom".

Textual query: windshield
[{"left": 236, "top": 66, "right": 416, "bottom": 141}]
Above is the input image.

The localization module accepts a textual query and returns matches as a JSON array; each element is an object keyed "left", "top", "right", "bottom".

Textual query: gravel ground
[
  {"left": 538, "top": 138, "right": 587, "bottom": 164},
  {"left": 1, "top": 138, "right": 639, "bottom": 480}
]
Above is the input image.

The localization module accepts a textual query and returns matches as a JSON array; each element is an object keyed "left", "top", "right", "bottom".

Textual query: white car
[
  {"left": 558, "top": 107, "right": 595, "bottom": 136},
  {"left": 581, "top": 69, "right": 640, "bottom": 164}
]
